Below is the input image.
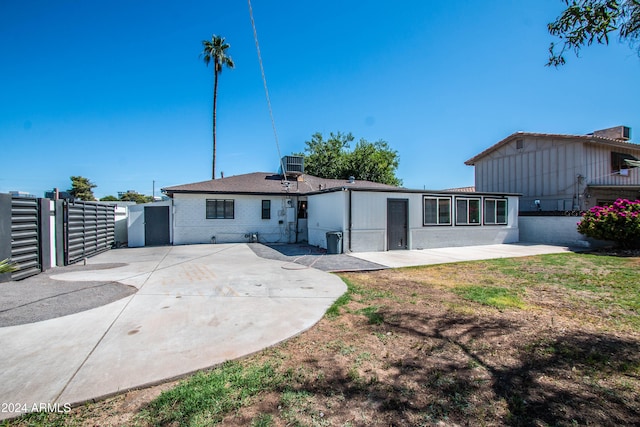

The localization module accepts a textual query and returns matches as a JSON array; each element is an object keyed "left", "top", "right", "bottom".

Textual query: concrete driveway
[{"left": 0, "top": 244, "right": 346, "bottom": 420}]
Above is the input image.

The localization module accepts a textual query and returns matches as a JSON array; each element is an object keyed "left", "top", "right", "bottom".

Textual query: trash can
[{"left": 326, "top": 231, "right": 343, "bottom": 254}]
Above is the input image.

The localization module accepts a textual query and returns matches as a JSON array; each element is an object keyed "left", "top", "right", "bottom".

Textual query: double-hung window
[
  {"left": 206, "top": 199, "right": 234, "bottom": 219},
  {"left": 261, "top": 200, "right": 271, "bottom": 219},
  {"left": 423, "top": 196, "right": 451, "bottom": 225},
  {"left": 455, "top": 198, "right": 481, "bottom": 225},
  {"left": 484, "top": 198, "right": 507, "bottom": 225}
]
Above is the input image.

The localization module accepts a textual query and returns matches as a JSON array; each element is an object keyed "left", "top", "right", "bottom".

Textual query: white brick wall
[
  {"left": 171, "top": 191, "right": 521, "bottom": 251},
  {"left": 173, "top": 194, "right": 300, "bottom": 244}
]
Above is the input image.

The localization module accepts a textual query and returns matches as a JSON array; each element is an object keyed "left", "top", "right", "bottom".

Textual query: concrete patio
[{"left": 0, "top": 244, "right": 346, "bottom": 420}]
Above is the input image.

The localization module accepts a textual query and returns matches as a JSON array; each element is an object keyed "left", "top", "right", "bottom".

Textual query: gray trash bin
[{"left": 326, "top": 231, "right": 343, "bottom": 254}]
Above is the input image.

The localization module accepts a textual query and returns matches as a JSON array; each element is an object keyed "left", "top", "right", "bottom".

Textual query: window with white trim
[
  {"left": 484, "top": 198, "right": 507, "bottom": 225},
  {"left": 455, "top": 198, "right": 481, "bottom": 225},
  {"left": 206, "top": 199, "right": 234, "bottom": 219},
  {"left": 423, "top": 196, "right": 451, "bottom": 225}
]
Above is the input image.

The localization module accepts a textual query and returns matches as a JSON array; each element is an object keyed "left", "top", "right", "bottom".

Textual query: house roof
[
  {"left": 465, "top": 131, "right": 640, "bottom": 166},
  {"left": 444, "top": 186, "right": 476, "bottom": 193},
  {"left": 161, "top": 172, "right": 398, "bottom": 197}
]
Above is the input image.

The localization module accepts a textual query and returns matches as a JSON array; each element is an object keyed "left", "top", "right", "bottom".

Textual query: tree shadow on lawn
[{"left": 298, "top": 312, "right": 640, "bottom": 426}]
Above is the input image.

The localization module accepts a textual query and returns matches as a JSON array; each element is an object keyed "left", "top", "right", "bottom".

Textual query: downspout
[
  {"left": 170, "top": 198, "right": 175, "bottom": 245},
  {"left": 348, "top": 189, "right": 352, "bottom": 252},
  {"left": 294, "top": 195, "right": 299, "bottom": 244}
]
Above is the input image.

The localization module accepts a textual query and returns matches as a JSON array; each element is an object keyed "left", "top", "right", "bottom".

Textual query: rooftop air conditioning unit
[{"left": 282, "top": 155, "right": 304, "bottom": 175}]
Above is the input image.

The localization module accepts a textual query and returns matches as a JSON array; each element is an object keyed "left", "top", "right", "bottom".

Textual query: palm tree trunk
[{"left": 212, "top": 69, "right": 218, "bottom": 180}]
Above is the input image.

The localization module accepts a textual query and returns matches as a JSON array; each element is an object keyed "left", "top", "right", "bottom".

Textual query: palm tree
[{"left": 201, "top": 35, "right": 234, "bottom": 179}]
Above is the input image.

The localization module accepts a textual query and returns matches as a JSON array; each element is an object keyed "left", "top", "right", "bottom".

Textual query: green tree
[
  {"left": 345, "top": 139, "right": 402, "bottom": 186},
  {"left": 100, "top": 195, "right": 119, "bottom": 202},
  {"left": 298, "top": 132, "right": 402, "bottom": 186},
  {"left": 68, "top": 176, "right": 96, "bottom": 201},
  {"left": 299, "top": 132, "right": 353, "bottom": 179},
  {"left": 118, "top": 191, "right": 154, "bottom": 204},
  {"left": 547, "top": 0, "right": 640, "bottom": 66},
  {"left": 201, "top": 35, "right": 235, "bottom": 180}
]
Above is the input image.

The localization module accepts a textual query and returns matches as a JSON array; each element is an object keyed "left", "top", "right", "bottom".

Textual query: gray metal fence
[
  {"left": 64, "top": 201, "right": 115, "bottom": 265},
  {"left": 10, "top": 197, "right": 41, "bottom": 280},
  {"left": 1, "top": 195, "right": 118, "bottom": 282}
]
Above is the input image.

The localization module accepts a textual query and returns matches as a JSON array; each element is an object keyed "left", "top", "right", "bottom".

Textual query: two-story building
[{"left": 465, "top": 126, "right": 640, "bottom": 212}]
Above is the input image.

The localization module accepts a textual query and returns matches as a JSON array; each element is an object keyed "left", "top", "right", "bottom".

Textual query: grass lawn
[{"left": 4, "top": 252, "right": 640, "bottom": 426}]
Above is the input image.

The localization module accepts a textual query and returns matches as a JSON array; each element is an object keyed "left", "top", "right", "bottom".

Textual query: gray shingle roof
[{"left": 161, "top": 172, "right": 398, "bottom": 197}]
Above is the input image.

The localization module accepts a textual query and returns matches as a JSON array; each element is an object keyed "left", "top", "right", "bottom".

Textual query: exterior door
[
  {"left": 144, "top": 206, "right": 170, "bottom": 246},
  {"left": 387, "top": 199, "right": 408, "bottom": 250}
]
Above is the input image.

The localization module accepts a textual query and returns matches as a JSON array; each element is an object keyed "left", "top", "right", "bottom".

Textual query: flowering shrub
[{"left": 577, "top": 199, "right": 640, "bottom": 248}]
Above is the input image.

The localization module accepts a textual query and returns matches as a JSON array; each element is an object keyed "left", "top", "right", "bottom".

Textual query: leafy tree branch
[{"left": 547, "top": 0, "right": 640, "bottom": 66}]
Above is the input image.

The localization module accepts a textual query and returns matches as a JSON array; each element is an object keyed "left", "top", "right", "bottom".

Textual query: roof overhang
[
  {"left": 586, "top": 185, "right": 640, "bottom": 190},
  {"left": 306, "top": 186, "right": 521, "bottom": 197}
]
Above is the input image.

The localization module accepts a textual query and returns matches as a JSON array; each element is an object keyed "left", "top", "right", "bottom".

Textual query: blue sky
[{"left": 1, "top": 0, "right": 638, "bottom": 199}]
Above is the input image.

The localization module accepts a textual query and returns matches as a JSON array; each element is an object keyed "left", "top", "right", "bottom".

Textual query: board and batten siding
[
  {"left": 584, "top": 143, "right": 640, "bottom": 186},
  {"left": 476, "top": 137, "right": 582, "bottom": 197}
]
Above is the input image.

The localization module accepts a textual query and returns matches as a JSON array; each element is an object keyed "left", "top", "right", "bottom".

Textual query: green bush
[{"left": 577, "top": 199, "right": 640, "bottom": 249}]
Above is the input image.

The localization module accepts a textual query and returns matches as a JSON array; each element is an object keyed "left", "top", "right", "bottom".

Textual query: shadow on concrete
[
  {"left": 249, "top": 243, "right": 387, "bottom": 272},
  {"left": 0, "top": 263, "right": 136, "bottom": 327}
]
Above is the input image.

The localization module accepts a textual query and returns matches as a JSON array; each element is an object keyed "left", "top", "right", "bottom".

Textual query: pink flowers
[{"left": 577, "top": 198, "right": 640, "bottom": 249}]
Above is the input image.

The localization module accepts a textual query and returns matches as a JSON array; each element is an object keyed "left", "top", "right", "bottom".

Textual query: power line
[{"left": 247, "top": 0, "right": 287, "bottom": 179}]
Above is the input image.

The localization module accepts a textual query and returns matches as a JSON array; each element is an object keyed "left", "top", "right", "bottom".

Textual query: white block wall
[
  {"left": 519, "top": 215, "right": 609, "bottom": 248},
  {"left": 172, "top": 193, "right": 300, "bottom": 245}
]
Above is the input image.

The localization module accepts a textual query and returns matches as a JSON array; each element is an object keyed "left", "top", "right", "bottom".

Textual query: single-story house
[{"left": 125, "top": 170, "right": 520, "bottom": 252}]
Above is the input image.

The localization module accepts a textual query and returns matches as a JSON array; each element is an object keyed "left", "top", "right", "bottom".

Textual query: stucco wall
[
  {"left": 307, "top": 191, "right": 347, "bottom": 249},
  {"left": 348, "top": 192, "right": 520, "bottom": 252},
  {"left": 114, "top": 206, "right": 128, "bottom": 246},
  {"left": 172, "top": 194, "right": 299, "bottom": 245},
  {"left": 127, "top": 200, "right": 173, "bottom": 247},
  {"left": 127, "top": 205, "right": 145, "bottom": 247}
]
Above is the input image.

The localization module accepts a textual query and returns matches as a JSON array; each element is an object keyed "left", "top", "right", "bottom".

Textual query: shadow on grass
[{"left": 297, "top": 311, "right": 640, "bottom": 426}]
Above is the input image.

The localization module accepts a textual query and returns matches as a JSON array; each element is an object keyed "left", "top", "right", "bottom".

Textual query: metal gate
[
  {"left": 10, "top": 197, "right": 41, "bottom": 280},
  {"left": 144, "top": 206, "right": 170, "bottom": 246},
  {"left": 65, "top": 201, "right": 115, "bottom": 265}
]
